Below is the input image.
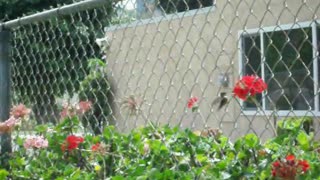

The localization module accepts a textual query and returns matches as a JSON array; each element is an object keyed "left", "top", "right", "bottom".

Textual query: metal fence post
[{"left": 0, "top": 29, "right": 11, "bottom": 168}]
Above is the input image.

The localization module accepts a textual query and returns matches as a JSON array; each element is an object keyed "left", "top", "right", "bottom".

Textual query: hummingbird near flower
[{"left": 212, "top": 92, "right": 229, "bottom": 110}]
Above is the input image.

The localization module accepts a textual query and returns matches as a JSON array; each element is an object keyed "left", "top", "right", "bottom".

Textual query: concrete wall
[{"left": 104, "top": 0, "right": 320, "bottom": 140}]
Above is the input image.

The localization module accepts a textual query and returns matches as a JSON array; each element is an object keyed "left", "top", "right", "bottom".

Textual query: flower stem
[{"left": 250, "top": 97, "right": 277, "bottom": 136}]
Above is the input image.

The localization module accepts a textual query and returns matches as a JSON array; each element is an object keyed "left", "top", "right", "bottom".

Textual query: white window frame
[
  {"left": 106, "top": 1, "right": 216, "bottom": 32},
  {"left": 238, "top": 20, "right": 319, "bottom": 117}
]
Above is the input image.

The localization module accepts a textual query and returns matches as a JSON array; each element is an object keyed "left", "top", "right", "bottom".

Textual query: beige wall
[{"left": 104, "top": 0, "right": 320, "bottom": 141}]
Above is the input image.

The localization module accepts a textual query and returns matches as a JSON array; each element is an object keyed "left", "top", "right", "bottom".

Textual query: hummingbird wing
[
  {"left": 211, "top": 97, "right": 221, "bottom": 106},
  {"left": 217, "top": 98, "right": 229, "bottom": 110}
]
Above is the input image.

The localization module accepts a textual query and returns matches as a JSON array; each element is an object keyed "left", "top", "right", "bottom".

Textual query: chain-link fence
[
  {"left": 1, "top": 0, "right": 320, "bottom": 178},
  {"left": 1, "top": 0, "right": 320, "bottom": 149}
]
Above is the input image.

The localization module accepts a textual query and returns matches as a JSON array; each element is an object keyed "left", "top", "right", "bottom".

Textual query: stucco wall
[{"left": 104, "top": 0, "right": 320, "bottom": 140}]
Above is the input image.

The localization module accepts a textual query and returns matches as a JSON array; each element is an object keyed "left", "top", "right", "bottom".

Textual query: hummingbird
[{"left": 212, "top": 92, "right": 229, "bottom": 110}]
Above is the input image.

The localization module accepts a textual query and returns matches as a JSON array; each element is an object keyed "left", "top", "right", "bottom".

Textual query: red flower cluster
[
  {"left": 233, "top": 75, "right": 267, "bottom": 100},
  {"left": 272, "top": 155, "right": 310, "bottom": 179},
  {"left": 91, "top": 143, "right": 101, "bottom": 151},
  {"left": 91, "top": 142, "right": 108, "bottom": 154},
  {"left": 187, "top": 97, "right": 198, "bottom": 109},
  {"left": 61, "top": 135, "right": 84, "bottom": 151}
]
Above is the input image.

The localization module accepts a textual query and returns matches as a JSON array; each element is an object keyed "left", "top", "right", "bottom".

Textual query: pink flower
[
  {"left": 60, "top": 101, "right": 92, "bottom": 119},
  {"left": 187, "top": 97, "right": 198, "bottom": 109},
  {"left": 233, "top": 75, "right": 267, "bottom": 100},
  {"left": 24, "top": 136, "right": 48, "bottom": 149},
  {"left": 60, "top": 106, "right": 74, "bottom": 119},
  {"left": 77, "top": 101, "right": 92, "bottom": 114},
  {"left": 23, "top": 139, "right": 32, "bottom": 149},
  {"left": 10, "top": 104, "right": 31, "bottom": 118},
  {"left": 0, "top": 117, "right": 20, "bottom": 134},
  {"left": 4, "top": 116, "right": 20, "bottom": 127}
]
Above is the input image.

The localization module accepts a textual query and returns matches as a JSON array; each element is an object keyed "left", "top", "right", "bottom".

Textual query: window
[
  {"left": 240, "top": 22, "right": 320, "bottom": 114},
  {"left": 120, "top": 0, "right": 214, "bottom": 20},
  {"left": 158, "top": 0, "right": 214, "bottom": 14}
]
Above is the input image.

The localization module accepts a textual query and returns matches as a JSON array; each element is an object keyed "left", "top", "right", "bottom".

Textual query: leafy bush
[
  {"left": 1, "top": 108, "right": 319, "bottom": 179},
  {"left": 277, "top": 117, "right": 314, "bottom": 135}
]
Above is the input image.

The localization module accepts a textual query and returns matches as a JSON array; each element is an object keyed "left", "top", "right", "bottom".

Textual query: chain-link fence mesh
[{"left": 2, "top": 0, "right": 320, "bottom": 144}]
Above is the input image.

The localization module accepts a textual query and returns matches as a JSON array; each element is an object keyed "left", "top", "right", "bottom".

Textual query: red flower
[
  {"left": 187, "top": 97, "right": 198, "bottom": 109},
  {"left": 298, "top": 160, "right": 310, "bottom": 173},
  {"left": 91, "top": 143, "right": 100, "bottom": 151},
  {"left": 90, "top": 142, "right": 108, "bottom": 154},
  {"left": 233, "top": 75, "right": 267, "bottom": 100},
  {"left": 61, "top": 135, "right": 84, "bottom": 151},
  {"left": 286, "top": 154, "right": 295, "bottom": 163},
  {"left": 286, "top": 154, "right": 295, "bottom": 161},
  {"left": 271, "top": 155, "right": 310, "bottom": 179},
  {"left": 272, "top": 161, "right": 280, "bottom": 168}
]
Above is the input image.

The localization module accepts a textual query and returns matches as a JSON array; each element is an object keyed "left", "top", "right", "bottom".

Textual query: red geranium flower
[
  {"left": 271, "top": 155, "right": 310, "bottom": 179},
  {"left": 187, "top": 97, "right": 198, "bottom": 109},
  {"left": 91, "top": 143, "right": 100, "bottom": 151},
  {"left": 233, "top": 75, "right": 267, "bottom": 100},
  {"left": 286, "top": 154, "right": 295, "bottom": 162},
  {"left": 298, "top": 160, "right": 310, "bottom": 173},
  {"left": 272, "top": 160, "right": 280, "bottom": 168},
  {"left": 61, "top": 135, "right": 84, "bottom": 151}
]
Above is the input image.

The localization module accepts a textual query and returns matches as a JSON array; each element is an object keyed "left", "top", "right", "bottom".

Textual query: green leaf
[
  {"left": 226, "top": 151, "right": 235, "bottom": 161},
  {"left": 0, "top": 169, "right": 9, "bottom": 179},
  {"left": 35, "top": 124, "right": 48, "bottom": 133},
  {"left": 296, "top": 131, "right": 310, "bottom": 150},
  {"left": 15, "top": 136, "right": 24, "bottom": 146},
  {"left": 87, "top": 58, "right": 106, "bottom": 69},
  {"left": 196, "top": 154, "right": 208, "bottom": 163},
  {"left": 244, "top": 134, "right": 259, "bottom": 148},
  {"left": 216, "top": 160, "right": 227, "bottom": 170},
  {"left": 237, "top": 151, "right": 247, "bottom": 159},
  {"left": 177, "top": 163, "right": 190, "bottom": 171},
  {"left": 103, "top": 126, "right": 115, "bottom": 139},
  {"left": 219, "top": 136, "right": 229, "bottom": 148}
]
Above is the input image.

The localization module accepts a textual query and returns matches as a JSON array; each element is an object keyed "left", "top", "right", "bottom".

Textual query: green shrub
[
  {"left": 2, "top": 112, "right": 320, "bottom": 179},
  {"left": 277, "top": 117, "right": 314, "bottom": 135}
]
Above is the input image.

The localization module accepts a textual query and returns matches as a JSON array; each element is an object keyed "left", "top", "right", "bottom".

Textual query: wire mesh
[{"left": 3, "top": 0, "right": 320, "bottom": 145}]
